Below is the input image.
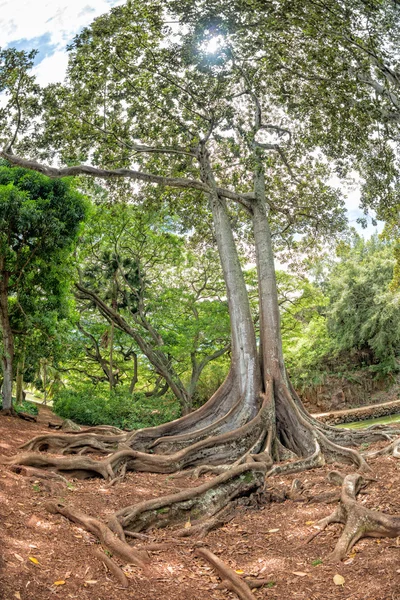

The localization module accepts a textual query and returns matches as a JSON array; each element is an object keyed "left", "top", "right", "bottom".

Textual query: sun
[{"left": 203, "top": 35, "right": 224, "bottom": 54}]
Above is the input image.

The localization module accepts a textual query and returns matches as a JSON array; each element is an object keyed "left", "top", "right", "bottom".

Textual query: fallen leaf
[
  {"left": 235, "top": 570, "right": 244, "bottom": 575},
  {"left": 333, "top": 574, "right": 345, "bottom": 586},
  {"left": 268, "top": 529, "right": 280, "bottom": 533},
  {"left": 14, "top": 593, "right": 21, "bottom": 600},
  {"left": 84, "top": 580, "right": 98, "bottom": 585},
  {"left": 184, "top": 520, "right": 191, "bottom": 529},
  {"left": 292, "top": 572, "right": 308, "bottom": 577},
  {"left": 28, "top": 557, "right": 39, "bottom": 565},
  {"left": 14, "top": 554, "right": 24, "bottom": 563},
  {"left": 305, "top": 521, "right": 314, "bottom": 525},
  {"left": 54, "top": 581, "right": 66, "bottom": 586}
]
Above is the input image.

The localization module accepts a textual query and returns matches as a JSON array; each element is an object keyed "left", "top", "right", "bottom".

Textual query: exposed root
[
  {"left": 317, "top": 431, "right": 370, "bottom": 472},
  {"left": 310, "top": 473, "right": 400, "bottom": 561},
  {"left": 110, "top": 463, "right": 266, "bottom": 534},
  {"left": 266, "top": 439, "right": 325, "bottom": 478},
  {"left": 242, "top": 577, "right": 275, "bottom": 589},
  {"left": 277, "top": 384, "right": 369, "bottom": 471},
  {"left": 20, "top": 370, "right": 242, "bottom": 457},
  {"left": 365, "top": 436, "right": 400, "bottom": 459},
  {"left": 0, "top": 407, "right": 17, "bottom": 417},
  {"left": 8, "top": 464, "right": 69, "bottom": 483},
  {"left": 93, "top": 548, "right": 129, "bottom": 588},
  {"left": 195, "top": 547, "right": 255, "bottom": 600},
  {"left": 175, "top": 504, "right": 236, "bottom": 538},
  {"left": 20, "top": 432, "right": 126, "bottom": 454},
  {"left": 3, "top": 449, "right": 138, "bottom": 480},
  {"left": 45, "top": 501, "right": 150, "bottom": 571},
  {"left": 148, "top": 396, "right": 248, "bottom": 454},
  {"left": 17, "top": 411, "right": 37, "bottom": 423}
]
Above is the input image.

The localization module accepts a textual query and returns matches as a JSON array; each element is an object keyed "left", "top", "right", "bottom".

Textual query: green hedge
[{"left": 52, "top": 387, "right": 180, "bottom": 429}]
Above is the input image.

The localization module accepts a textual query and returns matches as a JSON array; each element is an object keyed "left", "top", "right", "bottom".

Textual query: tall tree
[{"left": 0, "top": 165, "right": 87, "bottom": 411}]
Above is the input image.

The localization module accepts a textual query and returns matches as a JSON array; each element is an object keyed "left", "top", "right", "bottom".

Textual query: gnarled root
[
  {"left": 365, "top": 436, "right": 400, "bottom": 459},
  {"left": 109, "top": 463, "right": 267, "bottom": 534},
  {"left": 195, "top": 547, "right": 255, "bottom": 600},
  {"left": 45, "top": 501, "right": 150, "bottom": 572},
  {"left": 266, "top": 438, "right": 325, "bottom": 477},
  {"left": 8, "top": 464, "right": 69, "bottom": 483},
  {"left": 277, "top": 384, "right": 369, "bottom": 472},
  {"left": 20, "top": 432, "right": 126, "bottom": 454},
  {"left": 175, "top": 504, "right": 236, "bottom": 538},
  {"left": 311, "top": 473, "right": 400, "bottom": 561},
  {"left": 93, "top": 548, "right": 129, "bottom": 588},
  {"left": 3, "top": 449, "right": 138, "bottom": 480}
]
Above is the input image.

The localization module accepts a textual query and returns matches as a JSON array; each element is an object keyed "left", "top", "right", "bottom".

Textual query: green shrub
[
  {"left": 16, "top": 400, "right": 39, "bottom": 416},
  {"left": 52, "top": 386, "right": 180, "bottom": 429},
  {"left": 0, "top": 399, "right": 39, "bottom": 415}
]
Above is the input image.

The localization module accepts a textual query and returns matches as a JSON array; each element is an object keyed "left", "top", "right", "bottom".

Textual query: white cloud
[
  {"left": 1, "top": 0, "right": 124, "bottom": 83},
  {"left": 0, "top": 0, "right": 122, "bottom": 48},
  {"left": 32, "top": 50, "right": 69, "bottom": 85}
]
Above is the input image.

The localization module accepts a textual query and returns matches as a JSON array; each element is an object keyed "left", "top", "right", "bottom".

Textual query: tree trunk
[
  {"left": 42, "top": 359, "right": 48, "bottom": 406},
  {"left": 109, "top": 320, "right": 115, "bottom": 391},
  {"left": 199, "top": 146, "right": 261, "bottom": 414},
  {"left": 0, "top": 269, "right": 14, "bottom": 411},
  {"left": 129, "top": 352, "right": 138, "bottom": 394},
  {"left": 16, "top": 352, "right": 25, "bottom": 405}
]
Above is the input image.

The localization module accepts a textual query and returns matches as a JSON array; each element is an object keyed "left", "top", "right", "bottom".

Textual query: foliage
[
  {"left": 0, "top": 163, "right": 87, "bottom": 408},
  {"left": 0, "top": 399, "right": 39, "bottom": 415},
  {"left": 52, "top": 386, "right": 180, "bottom": 429},
  {"left": 71, "top": 201, "right": 230, "bottom": 412},
  {"left": 14, "top": 400, "right": 39, "bottom": 416},
  {"left": 281, "top": 236, "right": 400, "bottom": 388},
  {"left": 328, "top": 236, "right": 400, "bottom": 366}
]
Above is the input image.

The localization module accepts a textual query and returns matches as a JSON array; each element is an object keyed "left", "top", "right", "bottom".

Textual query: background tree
[
  {"left": 74, "top": 201, "right": 230, "bottom": 414},
  {"left": 0, "top": 164, "right": 87, "bottom": 412}
]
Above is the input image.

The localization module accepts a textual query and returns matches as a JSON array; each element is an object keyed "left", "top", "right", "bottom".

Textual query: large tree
[{"left": 2, "top": 0, "right": 400, "bottom": 554}]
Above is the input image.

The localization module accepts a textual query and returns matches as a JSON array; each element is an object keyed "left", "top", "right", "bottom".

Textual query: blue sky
[{"left": 1, "top": 0, "right": 123, "bottom": 84}]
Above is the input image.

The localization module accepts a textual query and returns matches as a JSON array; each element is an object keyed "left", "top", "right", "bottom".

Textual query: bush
[
  {"left": 52, "top": 386, "right": 180, "bottom": 429},
  {"left": 16, "top": 400, "right": 39, "bottom": 416},
  {"left": 0, "top": 399, "right": 39, "bottom": 415}
]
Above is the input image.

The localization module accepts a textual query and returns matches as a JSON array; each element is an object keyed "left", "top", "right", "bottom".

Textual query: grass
[{"left": 337, "top": 413, "right": 400, "bottom": 429}]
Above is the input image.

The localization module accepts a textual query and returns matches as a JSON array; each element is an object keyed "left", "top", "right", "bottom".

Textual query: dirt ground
[{"left": 1, "top": 407, "right": 400, "bottom": 600}]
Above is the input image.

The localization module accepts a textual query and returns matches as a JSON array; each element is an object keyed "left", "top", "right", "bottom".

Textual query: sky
[
  {"left": 0, "top": 0, "right": 123, "bottom": 84},
  {"left": 0, "top": 0, "right": 382, "bottom": 237}
]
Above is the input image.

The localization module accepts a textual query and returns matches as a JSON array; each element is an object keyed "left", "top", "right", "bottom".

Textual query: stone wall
[{"left": 299, "top": 372, "right": 389, "bottom": 414}]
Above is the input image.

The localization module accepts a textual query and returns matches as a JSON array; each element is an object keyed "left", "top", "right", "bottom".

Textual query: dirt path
[{"left": 1, "top": 407, "right": 400, "bottom": 600}]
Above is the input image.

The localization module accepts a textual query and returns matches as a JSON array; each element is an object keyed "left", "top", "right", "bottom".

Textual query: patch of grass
[{"left": 311, "top": 558, "right": 323, "bottom": 567}]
